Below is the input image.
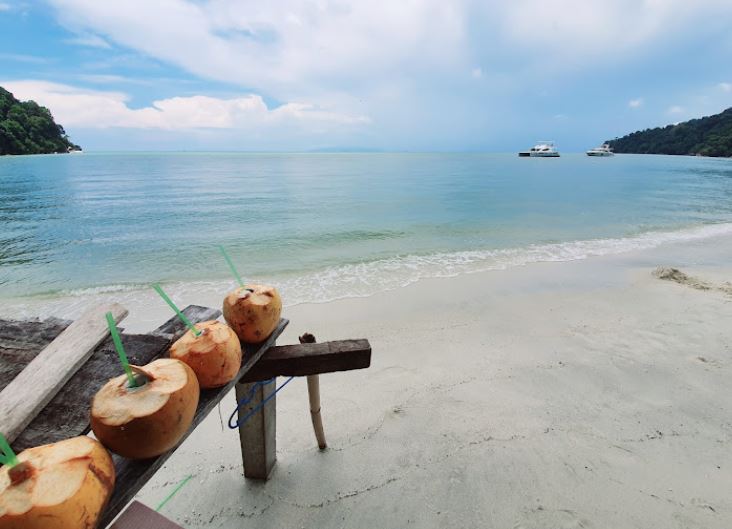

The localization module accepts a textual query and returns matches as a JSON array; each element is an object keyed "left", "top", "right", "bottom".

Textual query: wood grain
[
  {"left": 2, "top": 305, "right": 221, "bottom": 452},
  {"left": 0, "top": 303, "right": 128, "bottom": 442},
  {"left": 240, "top": 339, "right": 371, "bottom": 382},
  {"left": 0, "top": 317, "right": 71, "bottom": 388}
]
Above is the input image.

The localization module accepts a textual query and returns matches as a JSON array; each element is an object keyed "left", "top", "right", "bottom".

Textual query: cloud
[
  {"left": 494, "top": 1, "right": 732, "bottom": 61},
  {"left": 43, "top": 0, "right": 732, "bottom": 112},
  {"left": 0, "top": 3, "right": 11, "bottom": 11},
  {"left": 668, "top": 105, "right": 684, "bottom": 114},
  {"left": 628, "top": 98, "right": 643, "bottom": 108},
  {"left": 46, "top": 0, "right": 466, "bottom": 98},
  {"left": 718, "top": 82, "right": 732, "bottom": 93},
  {"left": 65, "top": 33, "right": 111, "bottom": 49},
  {"left": 0, "top": 53, "right": 49, "bottom": 64},
  {"left": 1, "top": 80, "right": 370, "bottom": 131}
]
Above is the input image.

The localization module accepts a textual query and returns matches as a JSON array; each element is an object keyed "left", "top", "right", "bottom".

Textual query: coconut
[
  {"left": 169, "top": 320, "right": 242, "bottom": 388},
  {"left": 0, "top": 436, "right": 115, "bottom": 529},
  {"left": 90, "top": 359, "right": 199, "bottom": 459},
  {"left": 223, "top": 284, "right": 282, "bottom": 343}
]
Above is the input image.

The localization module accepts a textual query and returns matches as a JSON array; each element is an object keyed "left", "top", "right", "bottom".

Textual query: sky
[{"left": 1, "top": 0, "right": 732, "bottom": 152}]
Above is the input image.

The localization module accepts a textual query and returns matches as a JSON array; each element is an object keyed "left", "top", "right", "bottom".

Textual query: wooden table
[{"left": 0, "top": 305, "right": 371, "bottom": 528}]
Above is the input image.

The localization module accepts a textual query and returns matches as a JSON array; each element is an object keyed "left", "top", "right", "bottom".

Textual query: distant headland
[
  {"left": 0, "top": 86, "right": 81, "bottom": 156},
  {"left": 607, "top": 107, "right": 732, "bottom": 157}
]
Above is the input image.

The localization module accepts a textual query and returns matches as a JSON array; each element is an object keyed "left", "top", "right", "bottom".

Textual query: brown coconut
[
  {"left": 223, "top": 284, "right": 282, "bottom": 343},
  {"left": 169, "top": 320, "right": 242, "bottom": 388},
  {"left": 0, "top": 436, "right": 115, "bottom": 529},
  {"left": 90, "top": 358, "right": 199, "bottom": 459}
]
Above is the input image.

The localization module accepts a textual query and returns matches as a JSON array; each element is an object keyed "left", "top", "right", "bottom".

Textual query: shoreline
[
  {"left": 120, "top": 233, "right": 732, "bottom": 528},
  {"left": 2, "top": 221, "right": 732, "bottom": 333}
]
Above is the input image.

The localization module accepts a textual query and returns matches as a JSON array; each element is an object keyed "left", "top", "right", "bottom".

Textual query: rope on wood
[{"left": 227, "top": 376, "right": 295, "bottom": 429}]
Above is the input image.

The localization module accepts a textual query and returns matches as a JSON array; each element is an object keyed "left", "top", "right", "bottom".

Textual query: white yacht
[
  {"left": 586, "top": 143, "right": 614, "bottom": 156},
  {"left": 519, "top": 141, "right": 560, "bottom": 157}
]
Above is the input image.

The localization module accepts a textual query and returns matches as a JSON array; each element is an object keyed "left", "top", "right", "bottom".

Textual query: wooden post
[
  {"left": 236, "top": 378, "right": 277, "bottom": 480},
  {"left": 300, "top": 333, "right": 327, "bottom": 449}
]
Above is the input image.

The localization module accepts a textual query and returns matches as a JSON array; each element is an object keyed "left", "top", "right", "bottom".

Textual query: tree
[
  {"left": 0, "top": 86, "right": 81, "bottom": 156},
  {"left": 607, "top": 107, "right": 732, "bottom": 157}
]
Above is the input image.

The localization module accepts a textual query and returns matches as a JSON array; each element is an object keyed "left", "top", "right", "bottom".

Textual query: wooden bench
[{"left": 0, "top": 305, "right": 371, "bottom": 527}]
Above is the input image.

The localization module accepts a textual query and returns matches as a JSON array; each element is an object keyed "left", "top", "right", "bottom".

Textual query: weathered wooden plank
[
  {"left": 0, "top": 303, "right": 128, "bottom": 443},
  {"left": 0, "top": 318, "right": 71, "bottom": 388},
  {"left": 7, "top": 305, "right": 222, "bottom": 452},
  {"left": 109, "top": 501, "right": 184, "bottom": 529},
  {"left": 13, "top": 333, "right": 170, "bottom": 451},
  {"left": 240, "top": 339, "right": 371, "bottom": 382},
  {"left": 150, "top": 305, "right": 221, "bottom": 341},
  {"left": 99, "top": 318, "right": 289, "bottom": 529}
]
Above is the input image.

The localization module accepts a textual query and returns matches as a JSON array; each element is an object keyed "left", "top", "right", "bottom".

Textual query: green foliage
[
  {"left": 0, "top": 86, "right": 81, "bottom": 156},
  {"left": 607, "top": 107, "right": 732, "bottom": 157}
]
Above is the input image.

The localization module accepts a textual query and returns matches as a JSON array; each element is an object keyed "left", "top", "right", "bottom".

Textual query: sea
[{"left": 1, "top": 152, "right": 731, "bottom": 321}]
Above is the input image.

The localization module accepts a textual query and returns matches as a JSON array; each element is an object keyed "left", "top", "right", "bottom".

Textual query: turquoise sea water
[{"left": 1, "top": 152, "right": 732, "bottom": 307}]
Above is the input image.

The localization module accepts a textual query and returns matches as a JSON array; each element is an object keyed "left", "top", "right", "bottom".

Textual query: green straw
[
  {"left": 0, "top": 433, "right": 19, "bottom": 468},
  {"left": 219, "top": 245, "right": 244, "bottom": 288},
  {"left": 106, "top": 312, "right": 137, "bottom": 388},
  {"left": 152, "top": 283, "right": 201, "bottom": 337},
  {"left": 156, "top": 474, "right": 193, "bottom": 512}
]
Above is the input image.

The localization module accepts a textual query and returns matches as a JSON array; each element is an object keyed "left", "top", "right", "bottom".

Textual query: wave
[
  {"left": 3, "top": 222, "right": 732, "bottom": 322},
  {"left": 274, "top": 221, "right": 732, "bottom": 305}
]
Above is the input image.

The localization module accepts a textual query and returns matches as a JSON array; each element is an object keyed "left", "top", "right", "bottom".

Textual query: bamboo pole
[{"left": 299, "top": 333, "right": 327, "bottom": 449}]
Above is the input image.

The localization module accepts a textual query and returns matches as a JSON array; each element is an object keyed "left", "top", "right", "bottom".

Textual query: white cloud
[
  {"left": 718, "top": 82, "right": 732, "bottom": 93},
  {"left": 47, "top": 0, "right": 466, "bottom": 98},
  {"left": 494, "top": 1, "right": 732, "bottom": 61},
  {"left": 668, "top": 105, "right": 684, "bottom": 114},
  {"left": 0, "top": 53, "right": 48, "bottom": 64},
  {"left": 77, "top": 74, "right": 141, "bottom": 84},
  {"left": 42, "top": 0, "right": 732, "bottom": 109},
  {"left": 1, "top": 80, "right": 370, "bottom": 131},
  {"left": 628, "top": 98, "right": 643, "bottom": 108},
  {"left": 471, "top": 67, "right": 483, "bottom": 79},
  {"left": 65, "top": 33, "right": 111, "bottom": 49},
  {"left": 0, "top": 3, "right": 11, "bottom": 11}
]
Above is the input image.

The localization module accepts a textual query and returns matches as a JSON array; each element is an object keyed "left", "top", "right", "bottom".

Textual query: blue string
[{"left": 227, "top": 376, "right": 296, "bottom": 429}]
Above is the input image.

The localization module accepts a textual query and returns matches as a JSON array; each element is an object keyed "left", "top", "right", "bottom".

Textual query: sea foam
[{"left": 2, "top": 222, "right": 731, "bottom": 325}]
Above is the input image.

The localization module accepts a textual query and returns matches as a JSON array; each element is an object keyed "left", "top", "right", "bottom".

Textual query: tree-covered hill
[
  {"left": 0, "top": 86, "right": 80, "bottom": 156},
  {"left": 607, "top": 107, "right": 732, "bottom": 157}
]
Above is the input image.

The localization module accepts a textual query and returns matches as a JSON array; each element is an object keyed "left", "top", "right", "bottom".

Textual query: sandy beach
[{"left": 89, "top": 232, "right": 731, "bottom": 529}]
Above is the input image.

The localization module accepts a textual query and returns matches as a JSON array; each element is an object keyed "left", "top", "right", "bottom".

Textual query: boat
[
  {"left": 518, "top": 141, "right": 560, "bottom": 157},
  {"left": 586, "top": 143, "right": 614, "bottom": 156}
]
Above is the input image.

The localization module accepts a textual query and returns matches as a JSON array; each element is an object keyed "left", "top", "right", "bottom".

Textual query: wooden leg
[
  {"left": 306, "top": 375, "right": 327, "bottom": 449},
  {"left": 299, "top": 333, "right": 327, "bottom": 450},
  {"left": 235, "top": 379, "right": 277, "bottom": 480}
]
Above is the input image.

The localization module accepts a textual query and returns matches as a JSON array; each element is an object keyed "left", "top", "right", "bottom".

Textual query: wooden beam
[
  {"left": 0, "top": 303, "right": 127, "bottom": 443},
  {"left": 240, "top": 339, "right": 371, "bottom": 382}
]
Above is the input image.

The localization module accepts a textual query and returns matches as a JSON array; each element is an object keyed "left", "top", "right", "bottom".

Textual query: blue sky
[{"left": 2, "top": 0, "right": 732, "bottom": 152}]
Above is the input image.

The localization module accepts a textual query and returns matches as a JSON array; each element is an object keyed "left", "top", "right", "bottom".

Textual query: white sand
[
  {"left": 28, "top": 233, "right": 732, "bottom": 527},
  {"left": 112, "top": 232, "right": 732, "bottom": 528}
]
